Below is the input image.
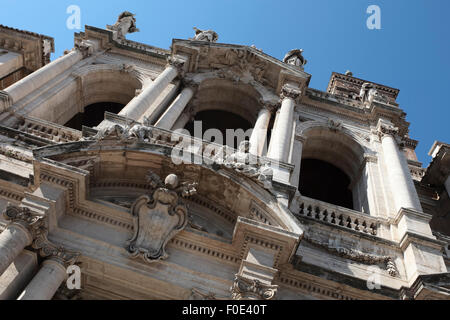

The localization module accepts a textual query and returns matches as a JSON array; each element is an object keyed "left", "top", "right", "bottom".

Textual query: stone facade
[{"left": 0, "top": 12, "right": 448, "bottom": 300}]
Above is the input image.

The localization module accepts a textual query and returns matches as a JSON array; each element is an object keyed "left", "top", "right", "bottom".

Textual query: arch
[
  {"left": 73, "top": 63, "right": 144, "bottom": 108},
  {"left": 62, "top": 64, "right": 144, "bottom": 129},
  {"left": 28, "top": 63, "right": 145, "bottom": 127},
  {"left": 297, "top": 121, "right": 373, "bottom": 212}
]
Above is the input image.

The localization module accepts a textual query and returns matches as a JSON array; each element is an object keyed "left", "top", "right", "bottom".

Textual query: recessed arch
[{"left": 298, "top": 122, "right": 370, "bottom": 212}]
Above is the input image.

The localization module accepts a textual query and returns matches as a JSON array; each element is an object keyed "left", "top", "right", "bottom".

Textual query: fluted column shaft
[
  {"left": 0, "top": 224, "right": 32, "bottom": 276},
  {"left": 18, "top": 259, "right": 66, "bottom": 300},
  {"left": 119, "top": 63, "right": 180, "bottom": 120},
  {"left": 249, "top": 107, "right": 272, "bottom": 156},
  {"left": 267, "top": 87, "right": 299, "bottom": 162},
  {"left": 155, "top": 86, "right": 195, "bottom": 130},
  {"left": 379, "top": 123, "right": 423, "bottom": 212}
]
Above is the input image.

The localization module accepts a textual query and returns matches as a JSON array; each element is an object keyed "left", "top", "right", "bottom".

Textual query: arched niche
[{"left": 298, "top": 124, "right": 370, "bottom": 213}]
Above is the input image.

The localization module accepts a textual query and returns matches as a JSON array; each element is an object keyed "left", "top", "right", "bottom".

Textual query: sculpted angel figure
[{"left": 283, "top": 49, "right": 307, "bottom": 69}]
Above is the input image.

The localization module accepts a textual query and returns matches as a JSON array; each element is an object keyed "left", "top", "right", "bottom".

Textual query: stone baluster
[
  {"left": 154, "top": 82, "right": 196, "bottom": 130},
  {"left": 377, "top": 120, "right": 423, "bottom": 213},
  {"left": 119, "top": 56, "right": 186, "bottom": 120},
  {"left": 267, "top": 84, "right": 300, "bottom": 162},
  {"left": 0, "top": 40, "right": 96, "bottom": 111},
  {"left": 249, "top": 105, "right": 272, "bottom": 156},
  {"left": 0, "top": 205, "right": 44, "bottom": 277}
]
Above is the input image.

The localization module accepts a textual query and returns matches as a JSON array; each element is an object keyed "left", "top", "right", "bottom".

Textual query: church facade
[{"left": 0, "top": 12, "right": 448, "bottom": 300}]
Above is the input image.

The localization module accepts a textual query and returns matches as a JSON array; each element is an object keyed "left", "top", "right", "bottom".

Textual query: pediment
[{"left": 172, "top": 39, "right": 310, "bottom": 94}]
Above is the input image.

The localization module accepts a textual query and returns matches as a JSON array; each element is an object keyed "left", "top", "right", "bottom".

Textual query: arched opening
[
  {"left": 298, "top": 126, "right": 367, "bottom": 212},
  {"left": 178, "top": 79, "right": 264, "bottom": 149},
  {"left": 184, "top": 110, "right": 253, "bottom": 148},
  {"left": 64, "top": 102, "right": 125, "bottom": 130},
  {"left": 25, "top": 66, "right": 143, "bottom": 128},
  {"left": 299, "top": 159, "right": 353, "bottom": 209}
]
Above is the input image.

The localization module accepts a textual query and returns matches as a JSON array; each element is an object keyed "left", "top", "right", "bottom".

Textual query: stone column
[
  {"left": 0, "top": 205, "right": 43, "bottom": 277},
  {"left": 155, "top": 85, "right": 195, "bottom": 130},
  {"left": 119, "top": 56, "right": 185, "bottom": 121},
  {"left": 377, "top": 120, "right": 423, "bottom": 213},
  {"left": 249, "top": 106, "right": 272, "bottom": 156},
  {"left": 17, "top": 234, "right": 79, "bottom": 300},
  {"left": 17, "top": 259, "right": 67, "bottom": 300},
  {"left": 0, "top": 40, "right": 95, "bottom": 111},
  {"left": 267, "top": 84, "right": 300, "bottom": 162},
  {"left": 0, "top": 250, "right": 38, "bottom": 300}
]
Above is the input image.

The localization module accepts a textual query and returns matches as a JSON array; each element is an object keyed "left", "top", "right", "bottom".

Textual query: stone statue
[
  {"left": 107, "top": 11, "right": 140, "bottom": 39},
  {"left": 192, "top": 27, "right": 219, "bottom": 42},
  {"left": 283, "top": 49, "right": 307, "bottom": 69}
]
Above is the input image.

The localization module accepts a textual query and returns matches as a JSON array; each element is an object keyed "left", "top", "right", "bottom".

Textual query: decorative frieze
[{"left": 302, "top": 234, "right": 399, "bottom": 277}]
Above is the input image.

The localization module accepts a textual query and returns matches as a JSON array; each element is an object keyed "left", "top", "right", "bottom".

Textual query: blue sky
[{"left": 1, "top": 0, "right": 449, "bottom": 165}]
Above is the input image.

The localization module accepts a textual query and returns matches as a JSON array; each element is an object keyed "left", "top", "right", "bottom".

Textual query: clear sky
[{"left": 1, "top": 0, "right": 449, "bottom": 165}]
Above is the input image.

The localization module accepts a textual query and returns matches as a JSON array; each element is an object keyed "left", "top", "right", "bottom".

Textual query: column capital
[
  {"left": 280, "top": 83, "right": 301, "bottom": 101},
  {"left": 377, "top": 121, "right": 399, "bottom": 140},
  {"left": 231, "top": 274, "right": 278, "bottom": 300},
  {"left": 33, "top": 233, "right": 80, "bottom": 267},
  {"left": 74, "top": 39, "right": 97, "bottom": 58},
  {"left": 2, "top": 204, "right": 45, "bottom": 240},
  {"left": 167, "top": 55, "right": 187, "bottom": 74}
]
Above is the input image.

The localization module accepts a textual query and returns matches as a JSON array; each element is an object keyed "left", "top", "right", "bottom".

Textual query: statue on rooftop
[
  {"left": 191, "top": 27, "right": 219, "bottom": 42},
  {"left": 107, "top": 11, "right": 140, "bottom": 39},
  {"left": 283, "top": 49, "right": 307, "bottom": 69}
]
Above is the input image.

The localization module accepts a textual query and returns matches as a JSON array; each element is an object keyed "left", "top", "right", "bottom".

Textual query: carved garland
[{"left": 303, "top": 234, "right": 399, "bottom": 277}]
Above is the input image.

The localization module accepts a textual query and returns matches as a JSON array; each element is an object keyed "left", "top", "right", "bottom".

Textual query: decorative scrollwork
[{"left": 230, "top": 274, "right": 278, "bottom": 300}]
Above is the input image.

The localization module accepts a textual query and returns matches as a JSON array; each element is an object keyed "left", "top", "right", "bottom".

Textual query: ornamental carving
[
  {"left": 280, "top": 84, "right": 301, "bottom": 100},
  {"left": 303, "top": 234, "right": 399, "bottom": 277},
  {"left": 33, "top": 233, "right": 80, "bottom": 267},
  {"left": 327, "top": 119, "right": 343, "bottom": 132},
  {"left": 230, "top": 275, "right": 278, "bottom": 300},
  {"left": 377, "top": 123, "right": 399, "bottom": 139},
  {"left": 127, "top": 172, "right": 198, "bottom": 263},
  {"left": 3, "top": 204, "right": 79, "bottom": 266},
  {"left": 2, "top": 204, "right": 45, "bottom": 239},
  {"left": 213, "top": 141, "right": 273, "bottom": 189},
  {"left": 167, "top": 55, "right": 186, "bottom": 73}
]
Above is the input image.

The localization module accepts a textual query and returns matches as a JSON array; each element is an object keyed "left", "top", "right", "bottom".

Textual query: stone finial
[
  {"left": 191, "top": 27, "right": 219, "bottom": 42},
  {"left": 345, "top": 70, "right": 353, "bottom": 76},
  {"left": 106, "top": 11, "right": 140, "bottom": 39},
  {"left": 283, "top": 49, "right": 307, "bottom": 69}
]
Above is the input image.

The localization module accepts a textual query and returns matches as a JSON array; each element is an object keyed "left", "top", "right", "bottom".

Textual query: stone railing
[
  {"left": 293, "top": 196, "right": 380, "bottom": 236},
  {"left": 14, "top": 116, "right": 82, "bottom": 143}
]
